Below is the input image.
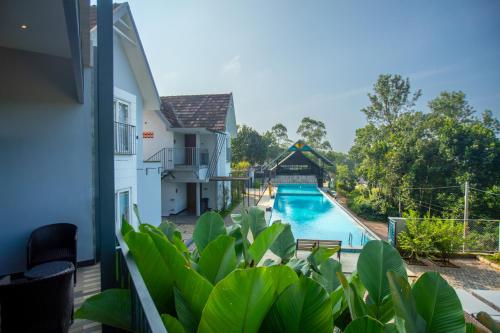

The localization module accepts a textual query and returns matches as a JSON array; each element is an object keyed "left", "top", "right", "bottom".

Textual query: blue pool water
[{"left": 271, "top": 184, "right": 374, "bottom": 247}]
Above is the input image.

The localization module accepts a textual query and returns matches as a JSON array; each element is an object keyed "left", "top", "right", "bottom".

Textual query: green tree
[
  {"left": 296, "top": 117, "right": 332, "bottom": 150},
  {"left": 350, "top": 78, "right": 500, "bottom": 220},
  {"left": 335, "top": 164, "right": 356, "bottom": 193},
  {"left": 231, "top": 125, "right": 268, "bottom": 164},
  {"left": 361, "top": 74, "right": 421, "bottom": 128},
  {"left": 270, "top": 123, "right": 292, "bottom": 148}
]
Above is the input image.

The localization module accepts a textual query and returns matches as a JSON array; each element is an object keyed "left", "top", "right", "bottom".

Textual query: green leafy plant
[
  {"left": 76, "top": 209, "right": 474, "bottom": 333},
  {"left": 398, "top": 212, "right": 464, "bottom": 261},
  {"left": 397, "top": 211, "right": 434, "bottom": 259}
]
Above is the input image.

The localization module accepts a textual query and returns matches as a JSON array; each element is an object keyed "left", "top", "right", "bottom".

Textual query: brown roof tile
[{"left": 161, "top": 94, "right": 232, "bottom": 131}]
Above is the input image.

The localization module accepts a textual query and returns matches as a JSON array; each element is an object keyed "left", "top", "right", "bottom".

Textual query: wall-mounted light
[{"left": 20, "top": 24, "right": 28, "bottom": 30}]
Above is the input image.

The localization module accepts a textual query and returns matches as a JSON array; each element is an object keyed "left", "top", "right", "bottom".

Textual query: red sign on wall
[{"left": 143, "top": 131, "right": 154, "bottom": 139}]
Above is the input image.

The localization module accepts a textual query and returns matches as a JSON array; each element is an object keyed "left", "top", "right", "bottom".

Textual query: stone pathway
[{"left": 407, "top": 258, "right": 500, "bottom": 291}]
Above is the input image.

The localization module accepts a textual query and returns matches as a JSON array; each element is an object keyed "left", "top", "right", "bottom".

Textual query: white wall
[
  {"left": 113, "top": 35, "right": 141, "bottom": 229},
  {"left": 162, "top": 182, "right": 187, "bottom": 216},
  {"left": 138, "top": 161, "right": 161, "bottom": 225},
  {"left": 0, "top": 47, "right": 94, "bottom": 274},
  {"left": 142, "top": 110, "right": 174, "bottom": 160}
]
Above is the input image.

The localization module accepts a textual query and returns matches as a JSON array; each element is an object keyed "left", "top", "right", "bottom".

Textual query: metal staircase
[
  {"left": 205, "top": 133, "right": 226, "bottom": 181},
  {"left": 146, "top": 134, "right": 226, "bottom": 181}
]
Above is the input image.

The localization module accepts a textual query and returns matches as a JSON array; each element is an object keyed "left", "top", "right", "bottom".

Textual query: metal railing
[
  {"left": 115, "top": 233, "right": 167, "bottom": 333},
  {"left": 206, "top": 134, "right": 226, "bottom": 180},
  {"left": 388, "top": 217, "right": 500, "bottom": 253},
  {"left": 114, "top": 122, "right": 136, "bottom": 155},
  {"left": 146, "top": 147, "right": 209, "bottom": 172}
]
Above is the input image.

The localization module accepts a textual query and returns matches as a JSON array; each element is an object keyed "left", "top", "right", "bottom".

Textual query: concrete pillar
[{"left": 196, "top": 182, "right": 201, "bottom": 216}]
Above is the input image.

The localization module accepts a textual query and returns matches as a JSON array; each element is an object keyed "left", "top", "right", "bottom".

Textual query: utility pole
[
  {"left": 398, "top": 196, "right": 402, "bottom": 217},
  {"left": 463, "top": 181, "right": 469, "bottom": 251}
]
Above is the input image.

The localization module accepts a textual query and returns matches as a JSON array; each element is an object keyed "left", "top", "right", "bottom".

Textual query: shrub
[
  {"left": 431, "top": 218, "right": 463, "bottom": 261},
  {"left": 398, "top": 213, "right": 464, "bottom": 260},
  {"left": 347, "top": 191, "right": 387, "bottom": 221},
  {"left": 397, "top": 211, "right": 434, "bottom": 259}
]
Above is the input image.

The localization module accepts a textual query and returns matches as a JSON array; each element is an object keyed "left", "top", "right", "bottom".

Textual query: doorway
[
  {"left": 187, "top": 183, "right": 197, "bottom": 214},
  {"left": 185, "top": 134, "right": 196, "bottom": 165}
]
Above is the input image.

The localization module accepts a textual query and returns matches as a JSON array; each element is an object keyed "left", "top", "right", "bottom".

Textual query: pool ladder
[
  {"left": 348, "top": 232, "right": 353, "bottom": 246},
  {"left": 360, "top": 232, "right": 369, "bottom": 246}
]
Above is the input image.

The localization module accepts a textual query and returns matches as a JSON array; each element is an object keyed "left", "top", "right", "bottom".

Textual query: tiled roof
[
  {"left": 161, "top": 94, "right": 232, "bottom": 131},
  {"left": 89, "top": 3, "right": 123, "bottom": 29}
]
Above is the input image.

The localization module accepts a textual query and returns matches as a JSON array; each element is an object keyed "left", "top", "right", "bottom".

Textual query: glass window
[{"left": 118, "top": 190, "right": 130, "bottom": 226}]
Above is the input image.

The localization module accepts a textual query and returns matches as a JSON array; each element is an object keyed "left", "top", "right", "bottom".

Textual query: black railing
[
  {"left": 115, "top": 233, "right": 167, "bottom": 333},
  {"left": 114, "top": 122, "right": 136, "bottom": 155}
]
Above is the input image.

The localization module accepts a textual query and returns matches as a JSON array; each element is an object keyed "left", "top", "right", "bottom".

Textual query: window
[
  {"left": 113, "top": 100, "right": 136, "bottom": 154},
  {"left": 114, "top": 100, "right": 129, "bottom": 124},
  {"left": 117, "top": 190, "right": 131, "bottom": 229}
]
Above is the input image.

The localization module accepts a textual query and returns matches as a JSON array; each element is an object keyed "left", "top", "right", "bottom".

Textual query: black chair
[
  {"left": 0, "top": 265, "right": 75, "bottom": 333},
  {"left": 27, "top": 223, "right": 78, "bottom": 283}
]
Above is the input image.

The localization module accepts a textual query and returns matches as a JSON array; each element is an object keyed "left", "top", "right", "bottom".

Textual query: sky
[{"left": 121, "top": 0, "right": 500, "bottom": 152}]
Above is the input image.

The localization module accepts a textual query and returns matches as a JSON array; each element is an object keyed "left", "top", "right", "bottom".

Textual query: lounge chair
[{"left": 296, "top": 239, "right": 342, "bottom": 260}]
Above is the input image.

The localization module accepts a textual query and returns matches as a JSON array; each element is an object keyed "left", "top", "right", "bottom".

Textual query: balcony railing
[
  {"left": 115, "top": 233, "right": 167, "bottom": 333},
  {"left": 147, "top": 147, "right": 209, "bottom": 171},
  {"left": 114, "top": 121, "right": 136, "bottom": 155}
]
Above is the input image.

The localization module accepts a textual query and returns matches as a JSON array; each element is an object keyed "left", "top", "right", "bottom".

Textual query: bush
[
  {"left": 347, "top": 190, "right": 387, "bottom": 221},
  {"left": 397, "top": 211, "right": 434, "bottom": 259},
  {"left": 431, "top": 218, "right": 463, "bottom": 260},
  {"left": 397, "top": 212, "right": 464, "bottom": 260}
]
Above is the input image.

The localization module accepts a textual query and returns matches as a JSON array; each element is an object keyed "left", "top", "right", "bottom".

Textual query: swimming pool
[{"left": 271, "top": 184, "right": 375, "bottom": 247}]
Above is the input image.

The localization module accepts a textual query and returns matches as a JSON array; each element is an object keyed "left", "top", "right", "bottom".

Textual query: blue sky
[{"left": 123, "top": 0, "right": 500, "bottom": 152}]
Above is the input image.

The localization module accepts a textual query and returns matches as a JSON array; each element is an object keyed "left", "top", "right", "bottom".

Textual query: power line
[{"left": 469, "top": 187, "right": 500, "bottom": 197}]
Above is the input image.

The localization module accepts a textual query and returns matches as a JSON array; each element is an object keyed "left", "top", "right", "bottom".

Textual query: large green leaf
[
  {"left": 123, "top": 230, "right": 174, "bottom": 314},
  {"left": 286, "top": 258, "right": 311, "bottom": 276},
  {"left": 121, "top": 216, "right": 134, "bottom": 236},
  {"left": 199, "top": 235, "right": 237, "bottom": 284},
  {"left": 173, "top": 288, "right": 197, "bottom": 333},
  {"left": 75, "top": 289, "right": 132, "bottom": 331},
  {"left": 357, "top": 240, "right": 407, "bottom": 316},
  {"left": 338, "top": 271, "right": 371, "bottom": 320},
  {"left": 246, "top": 206, "right": 267, "bottom": 238},
  {"left": 193, "top": 211, "right": 226, "bottom": 252},
  {"left": 226, "top": 224, "right": 244, "bottom": 261},
  {"left": 158, "top": 220, "right": 189, "bottom": 254},
  {"left": 262, "top": 277, "right": 333, "bottom": 333},
  {"left": 307, "top": 246, "right": 340, "bottom": 272},
  {"left": 387, "top": 271, "right": 426, "bottom": 333},
  {"left": 270, "top": 223, "right": 296, "bottom": 262},
  {"left": 248, "top": 222, "right": 286, "bottom": 265},
  {"left": 344, "top": 316, "right": 385, "bottom": 333},
  {"left": 331, "top": 287, "right": 347, "bottom": 321},
  {"left": 412, "top": 272, "right": 465, "bottom": 333},
  {"left": 311, "top": 258, "right": 342, "bottom": 293},
  {"left": 146, "top": 230, "right": 212, "bottom": 327},
  {"left": 161, "top": 314, "right": 186, "bottom": 333},
  {"left": 198, "top": 266, "right": 298, "bottom": 333}
]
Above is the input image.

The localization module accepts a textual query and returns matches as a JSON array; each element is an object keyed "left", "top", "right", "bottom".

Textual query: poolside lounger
[{"left": 296, "top": 239, "right": 342, "bottom": 260}]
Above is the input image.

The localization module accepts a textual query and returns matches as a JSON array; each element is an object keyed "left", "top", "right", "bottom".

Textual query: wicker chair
[
  {"left": 0, "top": 265, "right": 75, "bottom": 333},
  {"left": 27, "top": 223, "right": 78, "bottom": 283}
]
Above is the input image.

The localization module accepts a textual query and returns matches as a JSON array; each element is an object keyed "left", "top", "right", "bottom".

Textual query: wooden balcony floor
[{"left": 70, "top": 264, "right": 102, "bottom": 333}]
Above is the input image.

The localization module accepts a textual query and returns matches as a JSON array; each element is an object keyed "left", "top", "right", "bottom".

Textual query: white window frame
[{"left": 116, "top": 188, "right": 132, "bottom": 231}]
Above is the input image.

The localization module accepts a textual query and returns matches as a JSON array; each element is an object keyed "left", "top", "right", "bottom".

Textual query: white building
[
  {"left": 143, "top": 94, "right": 237, "bottom": 217},
  {"left": 91, "top": 3, "right": 162, "bottom": 229}
]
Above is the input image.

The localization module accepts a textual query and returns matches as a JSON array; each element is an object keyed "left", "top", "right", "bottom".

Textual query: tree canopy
[{"left": 297, "top": 117, "right": 332, "bottom": 150}]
